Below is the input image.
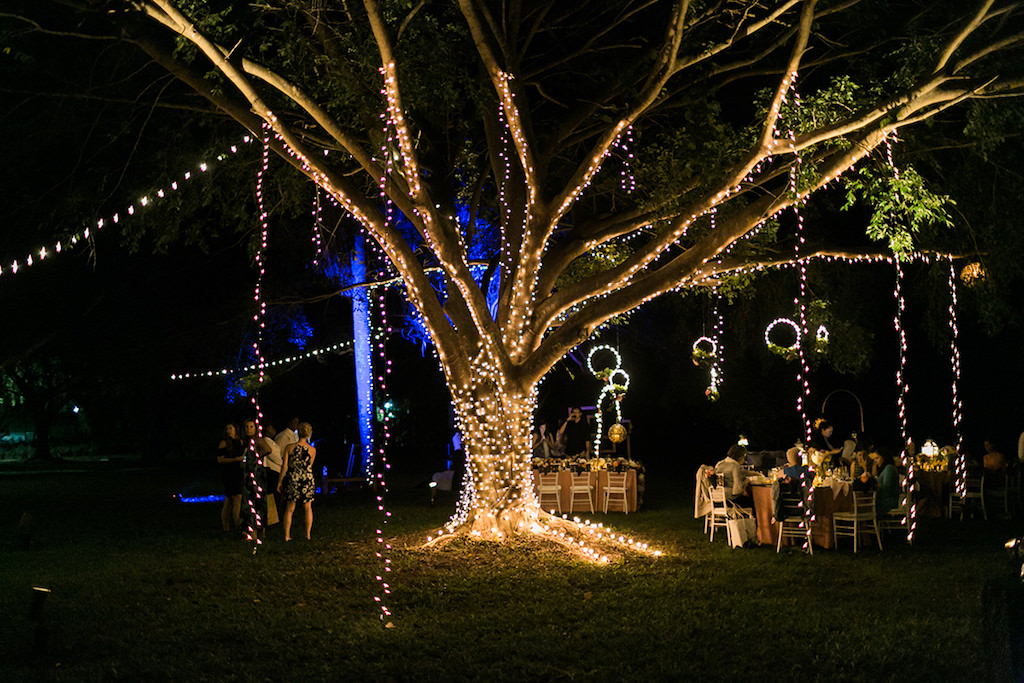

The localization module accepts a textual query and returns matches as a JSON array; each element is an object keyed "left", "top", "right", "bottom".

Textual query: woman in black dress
[
  {"left": 278, "top": 422, "right": 317, "bottom": 541},
  {"left": 217, "top": 423, "right": 244, "bottom": 532}
]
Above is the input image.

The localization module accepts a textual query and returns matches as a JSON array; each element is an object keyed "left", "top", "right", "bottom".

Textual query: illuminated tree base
[{"left": 425, "top": 505, "right": 660, "bottom": 564}]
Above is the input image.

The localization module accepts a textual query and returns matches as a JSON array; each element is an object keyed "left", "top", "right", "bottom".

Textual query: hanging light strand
[
  {"left": 785, "top": 72, "right": 811, "bottom": 442},
  {"left": 242, "top": 122, "right": 272, "bottom": 552},
  {"left": 948, "top": 256, "right": 966, "bottom": 498}
]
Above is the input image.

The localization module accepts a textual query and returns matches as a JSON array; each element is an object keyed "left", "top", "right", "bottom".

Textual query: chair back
[
  {"left": 538, "top": 472, "right": 559, "bottom": 488},
  {"left": 606, "top": 471, "right": 628, "bottom": 488},
  {"left": 571, "top": 471, "right": 593, "bottom": 487},
  {"left": 852, "top": 491, "right": 876, "bottom": 517},
  {"left": 710, "top": 485, "right": 729, "bottom": 507},
  {"left": 779, "top": 492, "right": 805, "bottom": 518}
]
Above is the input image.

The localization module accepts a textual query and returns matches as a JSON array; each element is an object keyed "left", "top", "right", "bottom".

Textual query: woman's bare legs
[
  {"left": 221, "top": 497, "right": 232, "bottom": 531},
  {"left": 282, "top": 500, "right": 297, "bottom": 541},
  {"left": 302, "top": 501, "right": 313, "bottom": 540},
  {"left": 221, "top": 494, "right": 242, "bottom": 531}
]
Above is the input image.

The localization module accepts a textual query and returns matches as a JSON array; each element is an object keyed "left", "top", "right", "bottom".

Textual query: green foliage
[{"left": 843, "top": 164, "right": 955, "bottom": 257}]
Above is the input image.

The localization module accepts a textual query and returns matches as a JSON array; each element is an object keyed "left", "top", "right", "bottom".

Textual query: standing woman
[
  {"left": 278, "top": 422, "right": 317, "bottom": 541},
  {"left": 217, "top": 423, "right": 244, "bottom": 532}
]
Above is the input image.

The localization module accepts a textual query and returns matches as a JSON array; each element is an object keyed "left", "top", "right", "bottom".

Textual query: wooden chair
[
  {"left": 603, "top": 471, "right": 630, "bottom": 513},
  {"left": 834, "top": 491, "right": 883, "bottom": 552},
  {"left": 983, "top": 472, "right": 1010, "bottom": 519},
  {"left": 568, "top": 472, "right": 595, "bottom": 513},
  {"left": 536, "top": 472, "right": 562, "bottom": 513},
  {"left": 950, "top": 476, "right": 984, "bottom": 520},
  {"left": 776, "top": 492, "right": 813, "bottom": 554}
]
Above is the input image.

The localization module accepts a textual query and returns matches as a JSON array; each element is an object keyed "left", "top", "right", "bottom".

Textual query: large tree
[{"left": 13, "top": 0, "right": 1024, "bottom": 548}]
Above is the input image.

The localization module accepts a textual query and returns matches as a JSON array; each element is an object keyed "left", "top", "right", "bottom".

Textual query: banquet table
[
  {"left": 915, "top": 470, "right": 950, "bottom": 518},
  {"left": 750, "top": 483, "right": 853, "bottom": 549},
  {"left": 532, "top": 469, "right": 639, "bottom": 513}
]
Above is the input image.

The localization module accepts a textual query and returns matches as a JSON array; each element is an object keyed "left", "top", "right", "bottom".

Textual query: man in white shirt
[
  {"left": 715, "top": 444, "right": 751, "bottom": 506},
  {"left": 274, "top": 417, "right": 300, "bottom": 451},
  {"left": 257, "top": 425, "right": 283, "bottom": 524}
]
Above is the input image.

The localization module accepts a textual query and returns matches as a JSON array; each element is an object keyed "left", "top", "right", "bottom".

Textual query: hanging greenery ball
[{"left": 607, "top": 423, "right": 627, "bottom": 443}]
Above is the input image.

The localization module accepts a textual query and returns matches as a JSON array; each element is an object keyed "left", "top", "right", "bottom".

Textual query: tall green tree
[{"left": 10, "top": 0, "right": 1024, "bottom": 550}]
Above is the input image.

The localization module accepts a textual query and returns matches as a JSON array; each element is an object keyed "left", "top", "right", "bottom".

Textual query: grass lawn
[{"left": 1, "top": 463, "right": 1022, "bottom": 681}]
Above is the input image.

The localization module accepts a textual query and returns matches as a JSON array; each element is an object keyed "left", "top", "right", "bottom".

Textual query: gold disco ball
[{"left": 607, "top": 422, "right": 627, "bottom": 443}]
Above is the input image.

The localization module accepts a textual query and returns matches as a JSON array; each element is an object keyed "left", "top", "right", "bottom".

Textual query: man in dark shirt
[{"left": 558, "top": 407, "right": 591, "bottom": 457}]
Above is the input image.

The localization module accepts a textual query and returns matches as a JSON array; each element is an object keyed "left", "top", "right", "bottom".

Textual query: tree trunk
[{"left": 447, "top": 371, "right": 540, "bottom": 539}]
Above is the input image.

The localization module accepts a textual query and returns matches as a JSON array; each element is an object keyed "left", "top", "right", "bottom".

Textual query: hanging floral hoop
[
  {"left": 587, "top": 344, "right": 622, "bottom": 379},
  {"left": 691, "top": 336, "right": 718, "bottom": 368},
  {"left": 765, "top": 318, "right": 801, "bottom": 361},
  {"left": 814, "top": 324, "right": 829, "bottom": 354}
]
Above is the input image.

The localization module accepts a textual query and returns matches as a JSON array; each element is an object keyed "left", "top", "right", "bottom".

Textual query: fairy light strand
[
  {"left": 242, "top": 122, "right": 272, "bottom": 552},
  {"left": 371, "top": 289, "right": 395, "bottom": 624},
  {"left": 948, "top": 256, "right": 966, "bottom": 498}
]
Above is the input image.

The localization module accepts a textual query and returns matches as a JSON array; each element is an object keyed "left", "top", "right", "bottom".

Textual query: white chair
[
  {"left": 834, "top": 491, "right": 883, "bottom": 552},
  {"left": 708, "top": 486, "right": 732, "bottom": 543},
  {"left": 878, "top": 495, "right": 910, "bottom": 536},
  {"left": 536, "top": 472, "right": 562, "bottom": 513},
  {"left": 603, "top": 471, "right": 630, "bottom": 513},
  {"left": 568, "top": 472, "right": 595, "bottom": 513},
  {"left": 776, "top": 492, "right": 813, "bottom": 554}
]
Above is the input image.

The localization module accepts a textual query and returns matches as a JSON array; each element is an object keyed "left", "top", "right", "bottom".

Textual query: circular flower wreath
[
  {"left": 764, "top": 318, "right": 801, "bottom": 360},
  {"left": 691, "top": 336, "right": 718, "bottom": 368}
]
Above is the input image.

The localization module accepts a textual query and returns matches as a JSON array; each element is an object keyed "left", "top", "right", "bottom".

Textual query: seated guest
[
  {"left": 715, "top": 444, "right": 752, "bottom": 508},
  {"left": 873, "top": 450, "right": 900, "bottom": 517},
  {"left": 810, "top": 418, "right": 843, "bottom": 469},
  {"left": 850, "top": 450, "right": 875, "bottom": 491},
  {"left": 983, "top": 440, "right": 1009, "bottom": 472},
  {"left": 780, "top": 447, "right": 809, "bottom": 483}
]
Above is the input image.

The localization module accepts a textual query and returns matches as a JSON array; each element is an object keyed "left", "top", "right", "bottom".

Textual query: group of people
[
  {"left": 713, "top": 422, "right": 903, "bottom": 519},
  {"left": 532, "top": 407, "right": 593, "bottom": 459},
  {"left": 216, "top": 417, "right": 317, "bottom": 541}
]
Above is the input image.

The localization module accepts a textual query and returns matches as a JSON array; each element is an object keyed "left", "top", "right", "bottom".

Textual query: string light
[
  {"left": 786, "top": 72, "right": 811, "bottom": 443},
  {"left": 887, "top": 138, "right": 916, "bottom": 545},
  {"left": 948, "top": 256, "right": 966, "bottom": 499},
  {"left": 370, "top": 288, "right": 395, "bottom": 625},
  {"left": 169, "top": 340, "right": 355, "bottom": 381},
  {"left": 0, "top": 135, "right": 254, "bottom": 280},
  {"left": 241, "top": 122, "right": 272, "bottom": 553},
  {"left": 586, "top": 345, "right": 630, "bottom": 456},
  {"left": 710, "top": 291, "right": 724, "bottom": 401}
]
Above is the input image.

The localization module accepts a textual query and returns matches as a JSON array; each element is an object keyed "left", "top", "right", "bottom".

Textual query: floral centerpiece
[
  {"left": 915, "top": 443, "right": 952, "bottom": 472},
  {"left": 532, "top": 457, "right": 562, "bottom": 473}
]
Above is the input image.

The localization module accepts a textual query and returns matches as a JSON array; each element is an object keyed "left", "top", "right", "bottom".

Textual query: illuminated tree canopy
[{"left": 9, "top": 0, "right": 1024, "bottom": 551}]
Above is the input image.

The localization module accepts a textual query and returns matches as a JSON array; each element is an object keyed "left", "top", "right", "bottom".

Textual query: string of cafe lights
[
  {"left": 169, "top": 340, "right": 354, "bottom": 381},
  {"left": 0, "top": 135, "right": 255, "bottom": 280}
]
